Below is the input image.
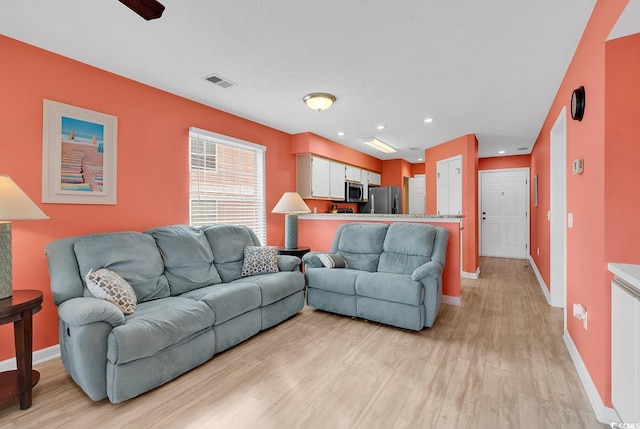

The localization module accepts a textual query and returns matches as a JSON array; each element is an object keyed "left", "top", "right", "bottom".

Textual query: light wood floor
[{"left": 0, "top": 258, "right": 605, "bottom": 428}]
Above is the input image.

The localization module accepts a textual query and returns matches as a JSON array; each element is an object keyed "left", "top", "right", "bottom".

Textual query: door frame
[
  {"left": 478, "top": 167, "right": 530, "bottom": 258},
  {"left": 550, "top": 107, "right": 567, "bottom": 319}
]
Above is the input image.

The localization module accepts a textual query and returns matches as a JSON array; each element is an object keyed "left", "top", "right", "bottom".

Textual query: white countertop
[
  {"left": 299, "top": 213, "right": 463, "bottom": 223},
  {"left": 608, "top": 263, "right": 640, "bottom": 294}
]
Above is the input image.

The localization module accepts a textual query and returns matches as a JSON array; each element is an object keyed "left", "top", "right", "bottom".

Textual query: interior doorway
[{"left": 550, "top": 107, "right": 567, "bottom": 316}]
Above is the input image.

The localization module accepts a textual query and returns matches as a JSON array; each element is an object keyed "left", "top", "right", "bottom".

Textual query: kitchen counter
[
  {"left": 297, "top": 213, "right": 463, "bottom": 304},
  {"left": 300, "top": 213, "right": 463, "bottom": 223}
]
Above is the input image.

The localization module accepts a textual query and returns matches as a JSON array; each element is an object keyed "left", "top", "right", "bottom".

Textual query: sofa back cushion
[
  {"left": 73, "top": 233, "right": 170, "bottom": 303},
  {"left": 331, "top": 223, "right": 388, "bottom": 272},
  {"left": 145, "top": 225, "right": 223, "bottom": 295},
  {"left": 377, "top": 223, "right": 437, "bottom": 275},
  {"left": 201, "top": 224, "right": 261, "bottom": 282}
]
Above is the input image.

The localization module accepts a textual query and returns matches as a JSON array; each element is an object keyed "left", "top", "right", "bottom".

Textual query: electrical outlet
[
  {"left": 537, "top": 247, "right": 540, "bottom": 256},
  {"left": 568, "top": 213, "right": 573, "bottom": 228},
  {"left": 573, "top": 303, "right": 588, "bottom": 330},
  {"left": 547, "top": 211, "right": 550, "bottom": 221}
]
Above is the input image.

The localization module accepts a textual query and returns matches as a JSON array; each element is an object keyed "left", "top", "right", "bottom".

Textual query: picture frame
[
  {"left": 533, "top": 174, "right": 538, "bottom": 207},
  {"left": 42, "top": 99, "right": 117, "bottom": 204}
]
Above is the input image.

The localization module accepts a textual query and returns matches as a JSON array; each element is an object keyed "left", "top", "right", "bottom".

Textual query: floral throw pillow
[
  {"left": 241, "top": 246, "right": 280, "bottom": 277},
  {"left": 85, "top": 268, "right": 137, "bottom": 314}
]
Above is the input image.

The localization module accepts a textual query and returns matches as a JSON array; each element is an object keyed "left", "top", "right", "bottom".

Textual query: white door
[
  {"left": 480, "top": 168, "right": 529, "bottom": 258},
  {"left": 437, "top": 156, "right": 462, "bottom": 215}
]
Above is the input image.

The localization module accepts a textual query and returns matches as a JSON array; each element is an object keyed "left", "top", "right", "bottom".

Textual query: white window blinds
[{"left": 189, "top": 127, "right": 267, "bottom": 244}]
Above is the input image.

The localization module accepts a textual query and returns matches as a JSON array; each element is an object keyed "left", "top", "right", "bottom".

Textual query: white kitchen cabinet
[
  {"left": 345, "top": 165, "right": 362, "bottom": 183},
  {"left": 368, "top": 172, "right": 381, "bottom": 186},
  {"left": 330, "top": 161, "right": 346, "bottom": 200},
  {"left": 362, "top": 171, "right": 369, "bottom": 201},
  {"left": 296, "top": 154, "right": 330, "bottom": 199},
  {"left": 296, "top": 154, "right": 345, "bottom": 200}
]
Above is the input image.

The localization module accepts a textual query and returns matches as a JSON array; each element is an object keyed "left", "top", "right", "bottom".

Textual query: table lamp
[
  {"left": 0, "top": 175, "right": 49, "bottom": 299},
  {"left": 271, "top": 192, "right": 310, "bottom": 249}
]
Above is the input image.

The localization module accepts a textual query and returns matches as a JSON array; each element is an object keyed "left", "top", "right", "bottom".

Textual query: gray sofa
[
  {"left": 45, "top": 224, "right": 305, "bottom": 403},
  {"left": 303, "top": 222, "right": 449, "bottom": 331}
]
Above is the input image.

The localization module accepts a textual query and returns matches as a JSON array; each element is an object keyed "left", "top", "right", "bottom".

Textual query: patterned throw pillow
[
  {"left": 241, "top": 246, "right": 280, "bottom": 277},
  {"left": 317, "top": 253, "right": 348, "bottom": 269},
  {"left": 85, "top": 268, "right": 137, "bottom": 314}
]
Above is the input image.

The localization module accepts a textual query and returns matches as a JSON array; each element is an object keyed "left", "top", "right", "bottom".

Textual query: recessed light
[
  {"left": 337, "top": 131, "right": 345, "bottom": 136},
  {"left": 423, "top": 117, "right": 434, "bottom": 123},
  {"left": 376, "top": 125, "right": 386, "bottom": 130},
  {"left": 498, "top": 150, "right": 506, "bottom": 154},
  {"left": 418, "top": 158, "right": 423, "bottom": 161}
]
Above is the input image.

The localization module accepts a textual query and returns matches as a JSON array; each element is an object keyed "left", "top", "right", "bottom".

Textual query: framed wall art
[{"left": 42, "top": 99, "right": 117, "bottom": 204}]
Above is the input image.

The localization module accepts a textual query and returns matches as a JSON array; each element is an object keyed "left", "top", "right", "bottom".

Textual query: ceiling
[{"left": 0, "top": 0, "right": 613, "bottom": 161}]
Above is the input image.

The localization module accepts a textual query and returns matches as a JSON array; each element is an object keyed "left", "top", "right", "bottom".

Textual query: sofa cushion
[
  {"left": 241, "top": 246, "right": 279, "bottom": 277},
  {"left": 106, "top": 297, "right": 215, "bottom": 365},
  {"left": 145, "top": 225, "right": 222, "bottom": 295},
  {"left": 232, "top": 271, "right": 305, "bottom": 306},
  {"left": 202, "top": 225, "right": 260, "bottom": 282},
  {"left": 180, "top": 282, "right": 261, "bottom": 325},
  {"left": 355, "top": 272, "right": 424, "bottom": 306},
  {"left": 304, "top": 268, "right": 362, "bottom": 296},
  {"left": 74, "top": 233, "right": 170, "bottom": 303},
  {"left": 85, "top": 268, "right": 137, "bottom": 314},
  {"left": 377, "top": 223, "right": 436, "bottom": 275},
  {"left": 333, "top": 223, "right": 388, "bottom": 272}
]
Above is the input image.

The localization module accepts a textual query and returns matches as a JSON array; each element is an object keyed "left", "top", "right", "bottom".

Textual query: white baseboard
[
  {"left": 0, "top": 344, "right": 61, "bottom": 372},
  {"left": 461, "top": 267, "right": 480, "bottom": 279},
  {"left": 442, "top": 295, "right": 461, "bottom": 306},
  {"left": 528, "top": 255, "right": 551, "bottom": 305},
  {"left": 563, "top": 331, "right": 620, "bottom": 425}
]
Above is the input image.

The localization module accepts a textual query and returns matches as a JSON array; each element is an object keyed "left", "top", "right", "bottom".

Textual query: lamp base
[
  {"left": 284, "top": 214, "right": 299, "bottom": 249},
  {"left": 0, "top": 222, "right": 12, "bottom": 299}
]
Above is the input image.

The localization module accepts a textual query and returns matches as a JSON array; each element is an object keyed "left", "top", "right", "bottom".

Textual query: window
[{"left": 189, "top": 127, "right": 266, "bottom": 244}]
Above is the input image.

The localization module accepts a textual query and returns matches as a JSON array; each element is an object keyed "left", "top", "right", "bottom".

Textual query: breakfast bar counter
[{"left": 298, "top": 214, "right": 463, "bottom": 304}]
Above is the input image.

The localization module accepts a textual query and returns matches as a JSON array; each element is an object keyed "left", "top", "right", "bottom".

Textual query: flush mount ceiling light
[
  {"left": 303, "top": 93, "right": 336, "bottom": 111},
  {"left": 363, "top": 137, "right": 396, "bottom": 154},
  {"left": 424, "top": 117, "right": 435, "bottom": 123}
]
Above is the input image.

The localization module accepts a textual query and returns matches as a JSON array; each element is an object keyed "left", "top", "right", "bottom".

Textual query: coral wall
[
  {"left": 425, "top": 134, "right": 479, "bottom": 274},
  {"left": 0, "top": 35, "right": 296, "bottom": 360},
  {"left": 529, "top": 0, "right": 629, "bottom": 406}
]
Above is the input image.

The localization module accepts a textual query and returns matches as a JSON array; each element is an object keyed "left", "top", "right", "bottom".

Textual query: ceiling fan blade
[{"left": 119, "top": 0, "right": 165, "bottom": 20}]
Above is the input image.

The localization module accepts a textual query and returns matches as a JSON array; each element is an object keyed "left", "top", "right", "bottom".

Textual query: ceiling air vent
[
  {"left": 409, "top": 147, "right": 421, "bottom": 151},
  {"left": 203, "top": 73, "right": 236, "bottom": 89},
  {"left": 517, "top": 146, "right": 529, "bottom": 151}
]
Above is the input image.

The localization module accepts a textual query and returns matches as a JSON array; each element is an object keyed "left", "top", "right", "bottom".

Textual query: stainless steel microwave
[{"left": 345, "top": 182, "right": 364, "bottom": 202}]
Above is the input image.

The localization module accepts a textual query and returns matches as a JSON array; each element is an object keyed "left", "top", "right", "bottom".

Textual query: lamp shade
[
  {"left": 271, "top": 192, "right": 311, "bottom": 214},
  {"left": 0, "top": 175, "right": 49, "bottom": 220}
]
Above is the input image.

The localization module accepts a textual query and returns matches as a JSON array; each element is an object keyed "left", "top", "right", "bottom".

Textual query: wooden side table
[
  {"left": 277, "top": 247, "right": 311, "bottom": 272},
  {"left": 0, "top": 290, "right": 43, "bottom": 410}
]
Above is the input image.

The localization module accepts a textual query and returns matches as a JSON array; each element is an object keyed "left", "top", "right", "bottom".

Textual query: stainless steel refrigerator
[{"left": 360, "top": 186, "right": 402, "bottom": 214}]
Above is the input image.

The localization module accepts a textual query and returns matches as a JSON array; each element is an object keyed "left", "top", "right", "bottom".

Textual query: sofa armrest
[
  {"left": 411, "top": 261, "right": 444, "bottom": 282},
  {"left": 302, "top": 252, "right": 324, "bottom": 269},
  {"left": 277, "top": 255, "right": 302, "bottom": 272},
  {"left": 58, "top": 297, "right": 126, "bottom": 328}
]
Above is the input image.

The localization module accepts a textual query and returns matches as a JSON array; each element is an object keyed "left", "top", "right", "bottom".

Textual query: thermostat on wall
[{"left": 572, "top": 159, "right": 584, "bottom": 175}]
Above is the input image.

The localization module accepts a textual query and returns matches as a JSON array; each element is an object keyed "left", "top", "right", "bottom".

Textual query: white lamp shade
[
  {"left": 271, "top": 192, "right": 311, "bottom": 214},
  {"left": 0, "top": 175, "right": 49, "bottom": 220}
]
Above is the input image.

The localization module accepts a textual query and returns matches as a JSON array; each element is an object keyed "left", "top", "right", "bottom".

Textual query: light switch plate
[{"left": 568, "top": 213, "right": 573, "bottom": 228}]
